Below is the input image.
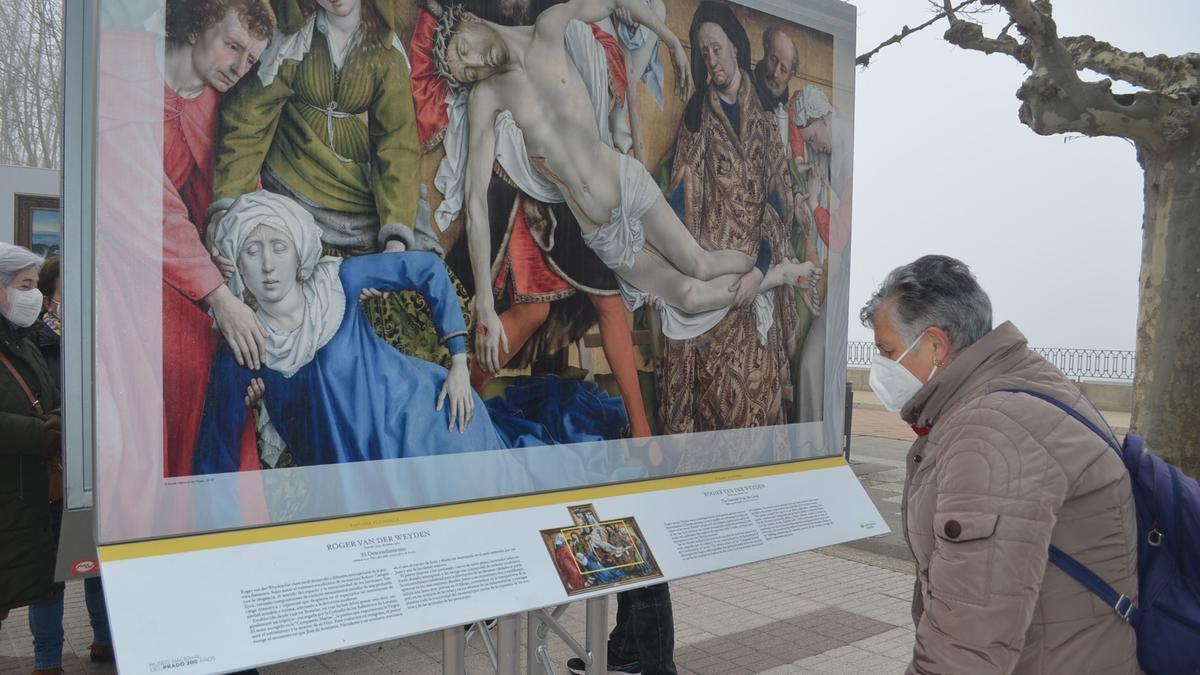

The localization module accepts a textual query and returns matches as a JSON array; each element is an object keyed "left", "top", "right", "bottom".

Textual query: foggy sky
[{"left": 847, "top": 0, "right": 1199, "bottom": 350}]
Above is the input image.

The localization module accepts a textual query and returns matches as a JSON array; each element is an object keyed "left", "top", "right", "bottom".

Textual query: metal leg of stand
[
  {"left": 442, "top": 627, "right": 466, "bottom": 675},
  {"left": 584, "top": 596, "right": 609, "bottom": 675},
  {"left": 844, "top": 381, "right": 854, "bottom": 461},
  {"left": 497, "top": 614, "right": 520, "bottom": 675},
  {"left": 528, "top": 611, "right": 550, "bottom": 675}
]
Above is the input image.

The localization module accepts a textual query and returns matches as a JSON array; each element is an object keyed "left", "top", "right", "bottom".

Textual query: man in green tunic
[{"left": 210, "top": 0, "right": 468, "bottom": 366}]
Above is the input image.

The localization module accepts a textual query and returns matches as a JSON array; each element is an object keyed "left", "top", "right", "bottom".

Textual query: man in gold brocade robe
[{"left": 660, "top": 2, "right": 798, "bottom": 458}]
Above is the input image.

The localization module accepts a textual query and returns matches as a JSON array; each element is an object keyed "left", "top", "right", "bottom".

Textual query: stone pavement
[{"left": 0, "top": 407, "right": 929, "bottom": 675}]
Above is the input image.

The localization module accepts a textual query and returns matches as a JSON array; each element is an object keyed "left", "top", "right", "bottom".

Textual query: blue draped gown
[{"left": 192, "top": 252, "right": 627, "bottom": 475}]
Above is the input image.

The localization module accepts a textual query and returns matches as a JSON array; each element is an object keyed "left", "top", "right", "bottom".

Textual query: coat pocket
[{"left": 928, "top": 511, "right": 999, "bottom": 606}]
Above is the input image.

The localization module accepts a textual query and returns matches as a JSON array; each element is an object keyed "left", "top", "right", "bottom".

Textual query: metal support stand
[
  {"left": 528, "top": 611, "right": 552, "bottom": 675},
  {"left": 844, "top": 381, "right": 854, "bottom": 461},
  {"left": 584, "top": 597, "right": 609, "bottom": 675},
  {"left": 522, "top": 596, "right": 610, "bottom": 675},
  {"left": 444, "top": 596, "right": 611, "bottom": 675},
  {"left": 442, "top": 627, "right": 466, "bottom": 675},
  {"left": 497, "top": 615, "right": 520, "bottom": 675}
]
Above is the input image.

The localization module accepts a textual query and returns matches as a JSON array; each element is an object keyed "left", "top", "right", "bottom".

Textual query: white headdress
[
  {"left": 214, "top": 191, "right": 345, "bottom": 377},
  {"left": 792, "top": 84, "right": 832, "bottom": 128}
]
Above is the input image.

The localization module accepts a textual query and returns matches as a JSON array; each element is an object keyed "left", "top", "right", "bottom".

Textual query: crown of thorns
[{"left": 432, "top": 4, "right": 472, "bottom": 91}]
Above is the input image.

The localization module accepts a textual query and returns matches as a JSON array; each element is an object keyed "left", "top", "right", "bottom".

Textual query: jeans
[
  {"left": 27, "top": 501, "right": 112, "bottom": 669},
  {"left": 608, "top": 583, "right": 677, "bottom": 675}
]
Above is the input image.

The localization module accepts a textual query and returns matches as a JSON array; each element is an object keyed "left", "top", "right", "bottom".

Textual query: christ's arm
[
  {"left": 463, "top": 87, "right": 508, "bottom": 373},
  {"left": 537, "top": 0, "right": 692, "bottom": 100}
]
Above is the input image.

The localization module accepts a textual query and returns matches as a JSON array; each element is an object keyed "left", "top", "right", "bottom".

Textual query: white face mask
[
  {"left": 869, "top": 330, "right": 938, "bottom": 413},
  {"left": 1, "top": 287, "right": 44, "bottom": 328}
]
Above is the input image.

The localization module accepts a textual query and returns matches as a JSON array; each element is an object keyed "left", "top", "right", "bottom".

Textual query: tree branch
[
  {"left": 856, "top": 0, "right": 979, "bottom": 68},
  {"left": 1060, "top": 35, "right": 1200, "bottom": 101},
  {"left": 995, "top": 0, "right": 1177, "bottom": 148},
  {"left": 942, "top": 13, "right": 1030, "bottom": 66}
]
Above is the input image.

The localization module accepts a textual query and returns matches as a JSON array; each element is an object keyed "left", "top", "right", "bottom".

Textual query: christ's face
[
  {"left": 191, "top": 11, "right": 268, "bottom": 93},
  {"left": 698, "top": 22, "right": 738, "bottom": 93},
  {"left": 446, "top": 20, "right": 508, "bottom": 85},
  {"left": 238, "top": 224, "right": 300, "bottom": 305}
]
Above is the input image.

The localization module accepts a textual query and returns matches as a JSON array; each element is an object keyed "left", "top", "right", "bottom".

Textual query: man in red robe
[
  {"left": 93, "top": 0, "right": 275, "bottom": 541},
  {"left": 554, "top": 534, "right": 586, "bottom": 590},
  {"left": 161, "top": 0, "right": 275, "bottom": 477}
]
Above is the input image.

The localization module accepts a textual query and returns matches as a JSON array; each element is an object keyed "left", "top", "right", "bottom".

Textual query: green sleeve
[
  {"left": 368, "top": 45, "right": 423, "bottom": 251},
  {"left": 211, "top": 64, "right": 294, "bottom": 213}
]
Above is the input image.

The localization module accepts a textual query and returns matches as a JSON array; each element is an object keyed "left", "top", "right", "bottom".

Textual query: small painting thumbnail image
[{"left": 541, "top": 505, "right": 662, "bottom": 596}]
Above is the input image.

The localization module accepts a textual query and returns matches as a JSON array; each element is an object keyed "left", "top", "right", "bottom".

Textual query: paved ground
[{"left": 0, "top": 401, "right": 1130, "bottom": 674}]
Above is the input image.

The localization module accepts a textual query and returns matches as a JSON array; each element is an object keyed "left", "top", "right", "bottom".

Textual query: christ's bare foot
[{"left": 774, "top": 259, "right": 821, "bottom": 290}]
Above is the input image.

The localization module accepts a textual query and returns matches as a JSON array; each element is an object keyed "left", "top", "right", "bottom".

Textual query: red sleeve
[
  {"left": 409, "top": 9, "right": 450, "bottom": 149},
  {"left": 789, "top": 118, "right": 807, "bottom": 160},
  {"left": 814, "top": 206, "right": 831, "bottom": 247},
  {"left": 162, "top": 176, "right": 223, "bottom": 302},
  {"left": 590, "top": 25, "right": 628, "bottom": 105}
]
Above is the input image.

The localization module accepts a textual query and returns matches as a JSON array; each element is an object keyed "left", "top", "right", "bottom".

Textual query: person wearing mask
[
  {"left": 860, "top": 254, "right": 1138, "bottom": 675},
  {"left": 0, "top": 244, "right": 75, "bottom": 674},
  {"left": 26, "top": 257, "right": 115, "bottom": 670}
]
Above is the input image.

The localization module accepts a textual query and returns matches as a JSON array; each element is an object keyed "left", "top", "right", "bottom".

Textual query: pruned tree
[
  {"left": 860, "top": 0, "right": 1200, "bottom": 476},
  {"left": 0, "top": 0, "right": 64, "bottom": 168}
]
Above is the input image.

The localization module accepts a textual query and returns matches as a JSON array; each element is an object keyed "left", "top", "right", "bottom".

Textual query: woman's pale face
[
  {"left": 1, "top": 265, "right": 38, "bottom": 315},
  {"left": 238, "top": 224, "right": 300, "bottom": 305},
  {"left": 316, "top": 0, "right": 360, "bottom": 18},
  {"left": 800, "top": 115, "right": 833, "bottom": 153},
  {"left": 7, "top": 266, "right": 38, "bottom": 292},
  {"left": 872, "top": 299, "right": 936, "bottom": 382}
]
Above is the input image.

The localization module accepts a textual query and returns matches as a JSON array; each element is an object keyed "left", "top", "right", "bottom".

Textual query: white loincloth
[{"left": 592, "top": 155, "right": 775, "bottom": 346}]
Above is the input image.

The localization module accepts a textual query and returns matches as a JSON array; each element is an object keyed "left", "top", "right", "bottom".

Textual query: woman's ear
[{"left": 927, "top": 326, "right": 953, "bottom": 367}]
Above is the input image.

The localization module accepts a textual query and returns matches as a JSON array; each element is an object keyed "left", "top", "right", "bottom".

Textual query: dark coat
[
  {"left": 0, "top": 317, "right": 62, "bottom": 611},
  {"left": 30, "top": 319, "right": 61, "bottom": 386}
]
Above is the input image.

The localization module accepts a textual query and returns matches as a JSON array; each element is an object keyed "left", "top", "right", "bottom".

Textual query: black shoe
[
  {"left": 89, "top": 643, "right": 115, "bottom": 663},
  {"left": 566, "top": 656, "right": 641, "bottom": 674}
]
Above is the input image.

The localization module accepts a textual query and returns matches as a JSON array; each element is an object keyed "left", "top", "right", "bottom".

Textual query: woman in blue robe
[
  {"left": 192, "top": 191, "right": 626, "bottom": 475},
  {"left": 577, "top": 550, "right": 625, "bottom": 586}
]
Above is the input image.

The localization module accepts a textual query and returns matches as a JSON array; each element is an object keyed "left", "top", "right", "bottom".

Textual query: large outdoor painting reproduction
[{"left": 92, "top": 0, "right": 851, "bottom": 543}]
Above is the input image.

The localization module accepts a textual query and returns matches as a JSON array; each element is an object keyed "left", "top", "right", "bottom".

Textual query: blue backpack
[{"left": 1004, "top": 389, "right": 1200, "bottom": 675}]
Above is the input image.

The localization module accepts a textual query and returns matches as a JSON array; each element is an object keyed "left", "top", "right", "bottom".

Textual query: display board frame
[{"left": 63, "top": 0, "right": 869, "bottom": 670}]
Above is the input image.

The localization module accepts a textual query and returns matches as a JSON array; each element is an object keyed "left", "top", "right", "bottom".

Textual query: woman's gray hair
[
  {"left": 860, "top": 255, "right": 992, "bottom": 354},
  {"left": 0, "top": 242, "right": 44, "bottom": 287}
]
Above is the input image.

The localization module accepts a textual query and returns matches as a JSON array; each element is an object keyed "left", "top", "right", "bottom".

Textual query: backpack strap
[
  {"left": 999, "top": 388, "right": 1139, "bottom": 624},
  {"left": 999, "top": 388, "right": 1121, "bottom": 453},
  {"left": 0, "top": 348, "right": 43, "bottom": 415},
  {"left": 1048, "top": 545, "right": 1139, "bottom": 623}
]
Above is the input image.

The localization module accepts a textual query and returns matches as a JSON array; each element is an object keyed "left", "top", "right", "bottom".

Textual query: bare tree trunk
[{"left": 1133, "top": 140, "right": 1200, "bottom": 476}]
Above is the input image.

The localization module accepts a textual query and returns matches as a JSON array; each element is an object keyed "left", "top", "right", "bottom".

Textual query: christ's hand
[
  {"left": 474, "top": 305, "right": 510, "bottom": 374},
  {"left": 670, "top": 40, "right": 694, "bottom": 101}
]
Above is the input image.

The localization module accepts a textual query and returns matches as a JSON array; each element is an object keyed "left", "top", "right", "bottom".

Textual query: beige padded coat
[{"left": 899, "top": 322, "right": 1140, "bottom": 674}]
